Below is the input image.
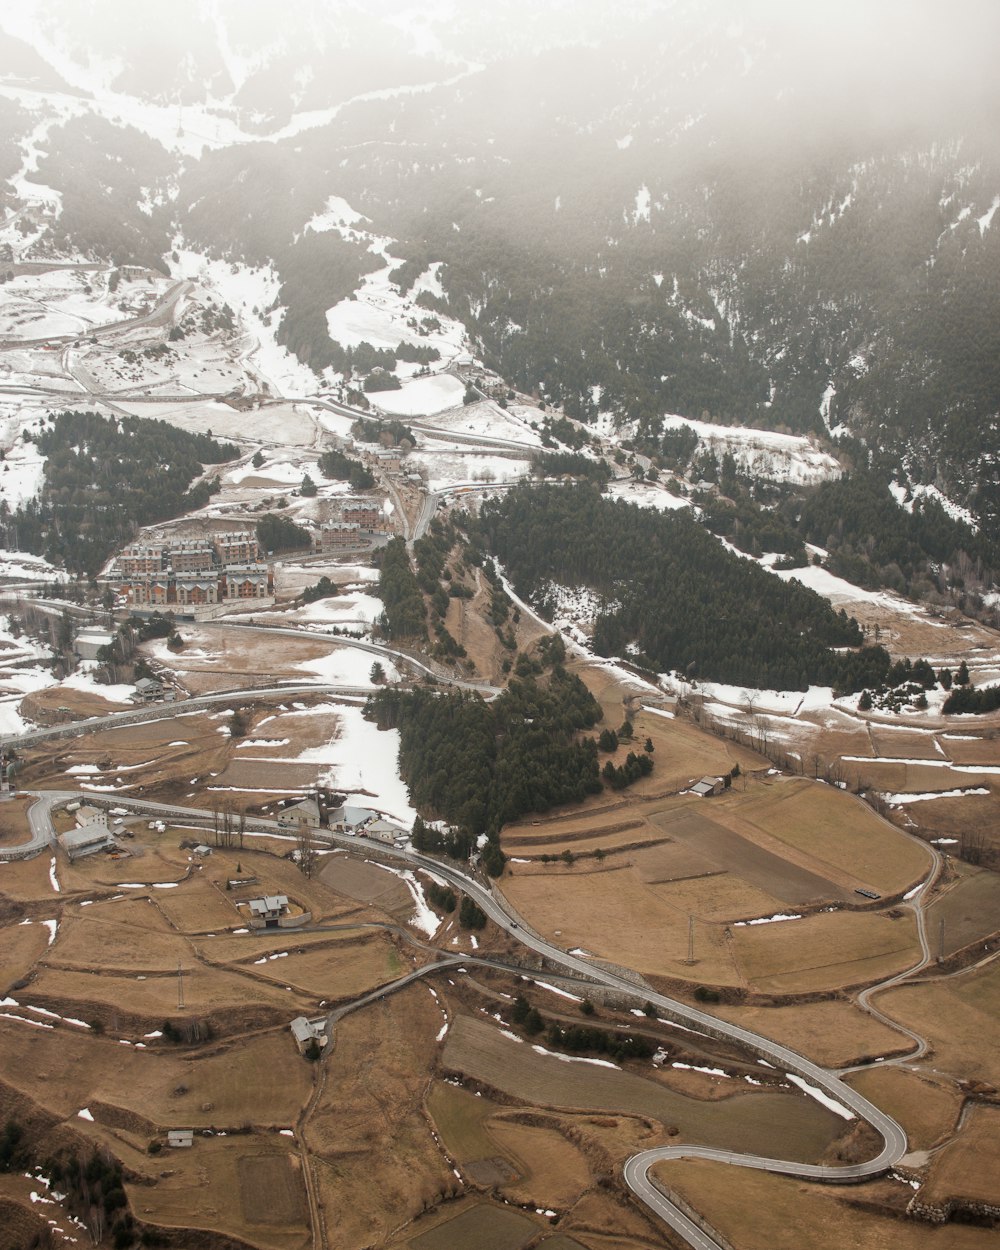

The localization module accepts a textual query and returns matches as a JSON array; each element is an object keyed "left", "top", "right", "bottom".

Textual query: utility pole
[
  {"left": 683, "top": 914, "right": 696, "bottom": 965},
  {"left": 177, "top": 960, "right": 185, "bottom": 1009},
  {"left": 938, "top": 918, "right": 945, "bottom": 962}
]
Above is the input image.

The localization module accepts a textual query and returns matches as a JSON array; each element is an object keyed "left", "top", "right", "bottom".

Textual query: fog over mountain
[{"left": 2, "top": 0, "right": 1000, "bottom": 527}]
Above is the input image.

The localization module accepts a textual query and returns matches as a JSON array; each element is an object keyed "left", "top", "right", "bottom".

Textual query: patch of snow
[
  {"left": 786, "top": 1073, "right": 855, "bottom": 1120},
  {"left": 532, "top": 980, "right": 584, "bottom": 1003},
  {"left": 882, "top": 787, "right": 989, "bottom": 805},
  {"left": 373, "top": 373, "right": 467, "bottom": 416},
  {"left": 532, "top": 1044, "right": 620, "bottom": 1069},
  {"left": 733, "top": 913, "right": 802, "bottom": 927}
]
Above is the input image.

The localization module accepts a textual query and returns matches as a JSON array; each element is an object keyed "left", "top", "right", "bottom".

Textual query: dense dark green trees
[
  {"left": 365, "top": 664, "right": 603, "bottom": 843},
  {"left": 4, "top": 411, "right": 236, "bottom": 575},
  {"left": 377, "top": 537, "right": 427, "bottom": 639},
  {"left": 317, "top": 448, "right": 376, "bottom": 490},
  {"left": 479, "top": 483, "right": 887, "bottom": 692},
  {"left": 943, "top": 684, "right": 1000, "bottom": 714},
  {"left": 256, "top": 513, "right": 311, "bottom": 553}
]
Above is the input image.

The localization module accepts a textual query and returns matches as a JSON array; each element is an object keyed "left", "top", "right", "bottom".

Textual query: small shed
[
  {"left": 192, "top": 844, "right": 213, "bottom": 857},
  {"left": 690, "top": 776, "right": 725, "bottom": 798},
  {"left": 167, "top": 1130, "right": 193, "bottom": 1148},
  {"left": 290, "top": 1016, "right": 327, "bottom": 1054}
]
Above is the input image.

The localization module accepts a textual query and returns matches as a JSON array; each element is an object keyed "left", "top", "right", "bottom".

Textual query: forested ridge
[
  {"left": 366, "top": 662, "right": 605, "bottom": 850},
  {"left": 1, "top": 411, "right": 237, "bottom": 575},
  {"left": 478, "top": 483, "right": 890, "bottom": 693},
  {"left": 9, "top": 7, "right": 998, "bottom": 533}
]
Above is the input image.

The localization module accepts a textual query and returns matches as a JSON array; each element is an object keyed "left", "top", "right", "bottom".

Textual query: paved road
[
  {"left": 849, "top": 838, "right": 942, "bottom": 1067},
  {"left": 202, "top": 619, "right": 500, "bottom": 694},
  {"left": 0, "top": 681, "right": 376, "bottom": 756},
  {"left": 412, "top": 481, "right": 519, "bottom": 542},
  {"left": 0, "top": 279, "right": 192, "bottom": 352},
  {"left": 0, "top": 791, "right": 60, "bottom": 861},
  {"left": 22, "top": 788, "right": 918, "bottom": 1245}
]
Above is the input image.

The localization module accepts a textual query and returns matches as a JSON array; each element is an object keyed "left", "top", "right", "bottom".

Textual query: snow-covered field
[
  {"left": 0, "top": 612, "right": 55, "bottom": 735},
  {"left": 417, "top": 399, "right": 543, "bottom": 446},
  {"left": 317, "top": 703, "right": 416, "bottom": 825},
  {"left": 374, "top": 374, "right": 467, "bottom": 417},
  {"left": 597, "top": 411, "right": 842, "bottom": 486},
  {"left": 269, "top": 592, "right": 385, "bottom": 630},
  {"left": 170, "top": 248, "right": 320, "bottom": 396},
  {"left": 294, "top": 646, "right": 398, "bottom": 687},
  {"left": 0, "top": 409, "right": 47, "bottom": 511},
  {"left": 605, "top": 480, "right": 692, "bottom": 512},
  {"left": 404, "top": 448, "right": 531, "bottom": 492},
  {"left": 775, "top": 564, "right": 950, "bottom": 626}
]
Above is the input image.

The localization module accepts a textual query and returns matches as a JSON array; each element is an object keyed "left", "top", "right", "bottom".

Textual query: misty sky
[{"left": 1, "top": 0, "right": 997, "bottom": 127}]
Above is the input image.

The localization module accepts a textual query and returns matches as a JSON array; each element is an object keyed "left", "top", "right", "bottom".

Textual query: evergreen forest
[
  {"left": 478, "top": 483, "right": 891, "bottom": 692},
  {"left": 2, "top": 411, "right": 237, "bottom": 576}
]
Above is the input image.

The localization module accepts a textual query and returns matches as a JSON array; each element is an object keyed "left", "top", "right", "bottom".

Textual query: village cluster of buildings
[
  {"left": 108, "top": 530, "right": 272, "bottom": 608},
  {"left": 276, "top": 795, "right": 406, "bottom": 845}
]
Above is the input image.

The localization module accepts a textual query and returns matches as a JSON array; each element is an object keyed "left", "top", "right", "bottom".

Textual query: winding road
[
  {"left": 0, "top": 263, "right": 941, "bottom": 1246},
  {"left": 16, "top": 782, "right": 939, "bottom": 1249}
]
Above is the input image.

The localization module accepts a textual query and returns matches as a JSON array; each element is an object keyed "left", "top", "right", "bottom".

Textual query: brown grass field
[
  {"left": 504, "top": 859, "right": 922, "bottom": 996},
  {"left": 0, "top": 1175, "right": 54, "bottom": 1250},
  {"left": 631, "top": 838, "right": 725, "bottom": 883},
  {"left": 0, "top": 847, "right": 63, "bottom": 901},
  {"left": 919, "top": 1103, "right": 1000, "bottom": 1209},
  {"left": 426, "top": 1084, "right": 592, "bottom": 1207},
  {"left": 0, "top": 921, "right": 50, "bottom": 987},
  {"left": 876, "top": 957, "right": 1000, "bottom": 1086},
  {"left": 0, "top": 796, "right": 37, "bottom": 848},
  {"left": 52, "top": 897, "right": 193, "bottom": 970},
  {"left": 502, "top": 864, "right": 741, "bottom": 985},
  {"left": 868, "top": 726, "right": 944, "bottom": 760},
  {"left": 0, "top": 1015, "right": 311, "bottom": 1127},
  {"left": 939, "top": 733, "right": 1000, "bottom": 766},
  {"left": 238, "top": 932, "right": 406, "bottom": 999},
  {"left": 731, "top": 908, "right": 921, "bottom": 994},
  {"left": 648, "top": 867, "right": 792, "bottom": 924},
  {"left": 649, "top": 799, "right": 847, "bottom": 905},
  {"left": 407, "top": 1202, "right": 540, "bottom": 1250},
  {"left": 441, "top": 1015, "right": 844, "bottom": 1163},
  {"left": 652, "top": 1157, "right": 997, "bottom": 1250},
  {"left": 427, "top": 1082, "right": 508, "bottom": 1168},
  {"left": 127, "top": 1135, "right": 309, "bottom": 1250},
  {"left": 24, "top": 957, "right": 316, "bottom": 1023},
  {"left": 714, "top": 776, "right": 931, "bottom": 895},
  {"left": 904, "top": 792, "right": 999, "bottom": 847},
  {"left": 714, "top": 999, "right": 906, "bottom": 1068},
  {"left": 487, "top": 1120, "right": 593, "bottom": 1208},
  {"left": 845, "top": 1067, "right": 961, "bottom": 1154},
  {"left": 237, "top": 1153, "right": 308, "bottom": 1226},
  {"left": 923, "top": 864, "right": 1000, "bottom": 956},
  {"left": 306, "top": 987, "right": 455, "bottom": 1250}
]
